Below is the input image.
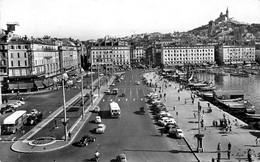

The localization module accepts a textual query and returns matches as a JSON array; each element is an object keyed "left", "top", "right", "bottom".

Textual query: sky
[{"left": 0, "top": 0, "right": 260, "bottom": 40}]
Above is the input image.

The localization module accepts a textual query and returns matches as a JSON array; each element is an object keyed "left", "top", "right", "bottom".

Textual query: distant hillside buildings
[{"left": 1, "top": 8, "right": 260, "bottom": 93}]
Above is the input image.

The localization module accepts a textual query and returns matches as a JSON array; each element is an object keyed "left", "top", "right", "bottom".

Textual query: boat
[
  {"left": 221, "top": 99, "right": 255, "bottom": 115},
  {"left": 230, "top": 71, "right": 250, "bottom": 77}
]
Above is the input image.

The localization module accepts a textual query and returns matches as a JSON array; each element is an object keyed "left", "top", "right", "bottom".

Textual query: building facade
[
  {"left": 89, "top": 41, "right": 130, "bottom": 72},
  {"left": 130, "top": 46, "right": 146, "bottom": 64},
  {"left": 216, "top": 45, "right": 256, "bottom": 65},
  {"left": 161, "top": 45, "right": 215, "bottom": 67}
]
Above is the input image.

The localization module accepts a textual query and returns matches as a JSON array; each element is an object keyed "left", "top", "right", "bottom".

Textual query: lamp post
[
  {"left": 90, "top": 63, "right": 93, "bottom": 106},
  {"left": 80, "top": 68, "right": 85, "bottom": 119},
  {"left": 97, "top": 62, "right": 101, "bottom": 97},
  {"left": 62, "top": 72, "right": 68, "bottom": 141}
]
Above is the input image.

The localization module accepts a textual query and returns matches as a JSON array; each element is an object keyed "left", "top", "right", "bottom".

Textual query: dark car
[
  {"left": 78, "top": 135, "right": 96, "bottom": 146},
  {"left": 0, "top": 105, "right": 16, "bottom": 114},
  {"left": 116, "top": 154, "right": 127, "bottom": 162},
  {"left": 140, "top": 107, "right": 145, "bottom": 115}
]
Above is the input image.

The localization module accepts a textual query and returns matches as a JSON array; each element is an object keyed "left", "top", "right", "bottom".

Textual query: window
[
  {"left": 25, "top": 60, "right": 27, "bottom": 66},
  {"left": 24, "top": 53, "right": 27, "bottom": 58},
  {"left": 18, "top": 61, "right": 20, "bottom": 66},
  {"left": 11, "top": 53, "right": 14, "bottom": 58},
  {"left": 17, "top": 53, "right": 20, "bottom": 58},
  {"left": 11, "top": 61, "right": 14, "bottom": 66}
]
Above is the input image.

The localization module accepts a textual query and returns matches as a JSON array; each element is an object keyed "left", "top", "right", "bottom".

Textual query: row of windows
[
  {"left": 9, "top": 45, "right": 28, "bottom": 50},
  {"left": 164, "top": 60, "right": 213, "bottom": 64},
  {"left": 165, "top": 57, "right": 214, "bottom": 61},
  {"left": 92, "top": 50, "right": 129, "bottom": 54},
  {"left": 10, "top": 52, "right": 27, "bottom": 58},
  {"left": 92, "top": 54, "right": 127, "bottom": 58},
  {"left": 92, "top": 59, "right": 130, "bottom": 63},
  {"left": 164, "top": 49, "right": 214, "bottom": 53},
  {"left": 224, "top": 59, "right": 254, "bottom": 62},
  {"left": 164, "top": 53, "right": 213, "bottom": 57},
  {"left": 225, "top": 48, "right": 254, "bottom": 51},
  {"left": 92, "top": 47, "right": 129, "bottom": 50},
  {"left": 10, "top": 60, "right": 27, "bottom": 67}
]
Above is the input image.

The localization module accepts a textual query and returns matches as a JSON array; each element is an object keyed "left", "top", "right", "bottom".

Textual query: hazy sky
[{"left": 1, "top": 0, "right": 260, "bottom": 40}]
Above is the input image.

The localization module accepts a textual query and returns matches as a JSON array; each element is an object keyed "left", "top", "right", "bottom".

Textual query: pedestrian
[
  {"left": 228, "top": 142, "right": 231, "bottom": 151},
  {"left": 208, "top": 102, "right": 210, "bottom": 108},
  {"left": 184, "top": 99, "right": 187, "bottom": 104},
  {"left": 192, "top": 98, "right": 194, "bottom": 104},
  {"left": 164, "top": 93, "right": 166, "bottom": 98},
  {"left": 217, "top": 151, "right": 221, "bottom": 162},
  {"left": 173, "top": 105, "right": 176, "bottom": 111},
  {"left": 194, "top": 112, "right": 196, "bottom": 118},
  {"left": 178, "top": 89, "right": 180, "bottom": 93},
  {"left": 256, "top": 137, "right": 259, "bottom": 146},
  {"left": 247, "top": 148, "right": 252, "bottom": 162},
  {"left": 178, "top": 96, "right": 180, "bottom": 101},
  {"left": 160, "top": 129, "right": 163, "bottom": 136},
  {"left": 217, "top": 143, "right": 221, "bottom": 152},
  {"left": 227, "top": 150, "right": 231, "bottom": 159},
  {"left": 68, "top": 131, "right": 72, "bottom": 139}
]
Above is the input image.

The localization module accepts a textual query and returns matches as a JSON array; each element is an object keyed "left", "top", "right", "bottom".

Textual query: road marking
[
  {"left": 141, "top": 98, "right": 143, "bottom": 101},
  {"left": 126, "top": 98, "right": 128, "bottom": 101},
  {"left": 133, "top": 98, "right": 135, "bottom": 101}
]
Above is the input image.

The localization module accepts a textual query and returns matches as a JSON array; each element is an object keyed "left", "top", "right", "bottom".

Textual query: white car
[
  {"left": 110, "top": 83, "right": 115, "bottom": 86},
  {"left": 30, "top": 109, "right": 38, "bottom": 114},
  {"left": 95, "top": 116, "right": 102, "bottom": 123},
  {"left": 175, "top": 129, "right": 184, "bottom": 138},
  {"left": 135, "top": 81, "right": 140, "bottom": 85},
  {"left": 93, "top": 106, "right": 100, "bottom": 113},
  {"left": 8, "top": 103, "right": 19, "bottom": 109},
  {"left": 17, "top": 100, "right": 25, "bottom": 105},
  {"left": 158, "top": 117, "right": 169, "bottom": 126},
  {"left": 96, "top": 124, "right": 106, "bottom": 133},
  {"left": 105, "top": 89, "right": 110, "bottom": 94}
]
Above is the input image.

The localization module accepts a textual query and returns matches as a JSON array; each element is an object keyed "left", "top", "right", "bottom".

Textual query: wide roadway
[{"left": 0, "top": 69, "right": 197, "bottom": 162}]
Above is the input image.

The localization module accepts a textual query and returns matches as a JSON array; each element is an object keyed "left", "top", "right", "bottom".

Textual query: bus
[
  {"left": 112, "top": 88, "right": 118, "bottom": 95},
  {"left": 109, "top": 101, "right": 121, "bottom": 118},
  {"left": 1, "top": 110, "right": 27, "bottom": 134}
]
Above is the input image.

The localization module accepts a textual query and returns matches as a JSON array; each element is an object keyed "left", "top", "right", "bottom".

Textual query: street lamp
[
  {"left": 90, "top": 63, "right": 94, "bottom": 106},
  {"left": 80, "top": 67, "right": 85, "bottom": 119},
  {"left": 62, "top": 72, "right": 69, "bottom": 141}
]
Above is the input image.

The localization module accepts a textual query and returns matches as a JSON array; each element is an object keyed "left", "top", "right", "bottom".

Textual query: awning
[
  {"left": 43, "top": 78, "right": 54, "bottom": 87},
  {"left": 34, "top": 81, "right": 45, "bottom": 89},
  {"left": 18, "top": 83, "right": 34, "bottom": 89},
  {"left": 9, "top": 82, "right": 34, "bottom": 90},
  {"left": 8, "top": 83, "right": 18, "bottom": 90}
]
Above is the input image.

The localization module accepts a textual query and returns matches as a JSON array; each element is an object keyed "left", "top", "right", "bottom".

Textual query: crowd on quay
[{"left": 143, "top": 70, "right": 260, "bottom": 162}]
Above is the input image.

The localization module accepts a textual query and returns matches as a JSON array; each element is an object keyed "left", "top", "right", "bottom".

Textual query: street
[{"left": 0, "top": 70, "right": 197, "bottom": 162}]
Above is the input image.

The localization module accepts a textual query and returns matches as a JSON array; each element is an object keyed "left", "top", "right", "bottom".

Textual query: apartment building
[
  {"left": 90, "top": 39, "right": 130, "bottom": 72},
  {"left": 130, "top": 45, "right": 146, "bottom": 64},
  {"left": 161, "top": 45, "right": 215, "bottom": 67},
  {"left": 216, "top": 45, "right": 255, "bottom": 65}
]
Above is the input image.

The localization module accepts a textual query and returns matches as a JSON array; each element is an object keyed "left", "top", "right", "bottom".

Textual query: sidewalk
[
  {"left": 11, "top": 75, "right": 116, "bottom": 153},
  {"left": 144, "top": 72, "right": 260, "bottom": 162}
]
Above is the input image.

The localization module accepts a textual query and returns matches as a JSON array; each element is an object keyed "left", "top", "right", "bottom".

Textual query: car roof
[{"left": 118, "top": 154, "right": 126, "bottom": 158}]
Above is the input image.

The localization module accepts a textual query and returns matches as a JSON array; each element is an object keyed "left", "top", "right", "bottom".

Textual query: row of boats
[{"left": 188, "top": 82, "right": 260, "bottom": 123}]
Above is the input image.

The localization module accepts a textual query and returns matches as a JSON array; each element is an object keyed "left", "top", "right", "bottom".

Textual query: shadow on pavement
[
  {"left": 123, "top": 149, "right": 193, "bottom": 154},
  {"left": 249, "top": 131, "right": 260, "bottom": 137}
]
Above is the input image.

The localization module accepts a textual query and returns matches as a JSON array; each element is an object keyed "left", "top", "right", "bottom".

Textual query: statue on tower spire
[{"left": 226, "top": 7, "right": 229, "bottom": 19}]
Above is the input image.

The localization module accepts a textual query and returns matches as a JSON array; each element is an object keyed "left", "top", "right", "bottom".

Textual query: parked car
[
  {"left": 116, "top": 154, "right": 127, "bottom": 162},
  {"left": 95, "top": 124, "right": 106, "bottom": 133},
  {"left": 17, "top": 100, "right": 25, "bottom": 105},
  {"left": 170, "top": 128, "right": 184, "bottom": 138},
  {"left": 158, "top": 117, "right": 169, "bottom": 126},
  {"left": 164, "top": 123, "right": 179, "bottom": 133},
  {"left": 135, "top": 81, "right": 140, "bottom": 85},
  {"left": 0, "top": 105, "right": 16, "bottom": 114},
  {"left": 78, "top": 135, "right": 96, "bottom": 146},
  {"left": 95, "top": 116, "right": 102, "bottom": 123},
  {"left": 8, "top": 103, "right": 19, "bottom": 109},
  {"left": 105, "top": 89, "right": 110, "bottom": 94},
  {"left": 92, "top": 106, "right": 100, "bottom": 113}
]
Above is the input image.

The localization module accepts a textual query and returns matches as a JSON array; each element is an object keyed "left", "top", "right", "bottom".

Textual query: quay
[{"left": 144, "top": 71, "right": 260, "bottom": 162}]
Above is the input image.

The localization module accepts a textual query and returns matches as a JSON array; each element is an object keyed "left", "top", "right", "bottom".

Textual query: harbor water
[{"left": 196, "top": 73, "right": 260, "bottom": 114}]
